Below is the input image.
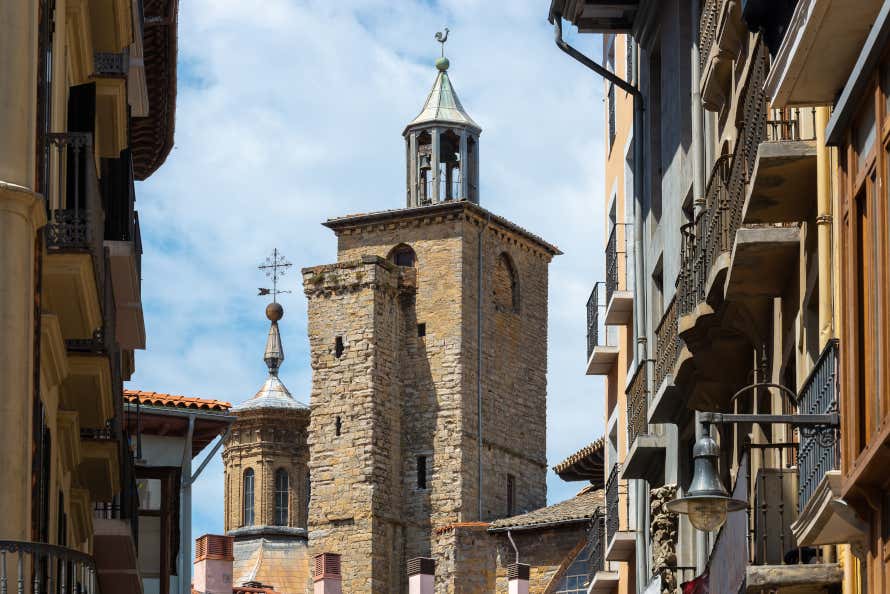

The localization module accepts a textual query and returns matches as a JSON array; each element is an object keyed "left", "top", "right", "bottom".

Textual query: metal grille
[
  {"left": 766, "top": 107, "right": 818, "bottom": 142},
  {"left": 93, "top": 52, "right": 127, "bottom": 76},
  {"left": 0, "top": 540, "right": 99, "bottom": 593},
  {"left": 605, "top": 224, "right": 629, "bottom": 305},
  {"left": 627, "top": 364, "right": 649, "bottom": 446},
  {"left": 698, "top": 0, "right": 724, "bottom": 72},
  {"left": 797, "top": 340, "right": 840, "bottom": 515},
  {"left": 605, "top": 463, "right": 621, "bottom": 544},
  {"left": 590, "top": 513, "right": 606, "bottom": 576},
  {"left": 654, "top": 296, "right": 680, "bottom": 390},
  {"left": 586, "top": 283, "right": 604, "bottom": 359}
]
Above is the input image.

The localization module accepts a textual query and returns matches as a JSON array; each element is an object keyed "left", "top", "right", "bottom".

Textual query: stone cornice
[
  {"left": 0, "top": 181, "right": 46, "bottom": 230},
  {"left": 302, "top": 255, "right": 415, "bottom": 298}
]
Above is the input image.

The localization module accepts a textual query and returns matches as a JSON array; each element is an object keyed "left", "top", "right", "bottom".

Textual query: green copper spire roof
[{"left": 404, "top": 59, "right": 481, "bottom": 134}]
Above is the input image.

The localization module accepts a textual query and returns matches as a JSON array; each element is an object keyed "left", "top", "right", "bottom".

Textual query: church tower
[
  {"left": 303, "top": 39, "right": 559, "bottom": 593},
  {"left": 222, "top": 298, "right": 312, "bottom": 592}
]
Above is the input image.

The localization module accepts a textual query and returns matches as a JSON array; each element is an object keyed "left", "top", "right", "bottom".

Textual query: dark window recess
[
  {"left": 391, "top": 244, "right": 416, "bottom": 267},
  {"left": 608, "top": 84, "right": 616, "bottom": 149},
  {"left": 274, "top": 469, "right": 289, "bottom": 526},
  {"left": 417, "top": 456, "right": 428, "bottom": 490},
  {"left": 335, "top": 416, "right": 342, "bottom": 436},
  {"left": 506, "top": 474, "right": 516, "bottom": 516},
  {"left": 417, "top": 323, "right": 426, "bottom": 337},
  {"left": 335, "top": 336, "right": 344, "bottom": 358}
]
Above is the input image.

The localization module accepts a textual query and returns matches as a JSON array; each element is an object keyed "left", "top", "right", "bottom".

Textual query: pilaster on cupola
[{"left": 403, "top": 30, "right": 481, "bottom": 207}]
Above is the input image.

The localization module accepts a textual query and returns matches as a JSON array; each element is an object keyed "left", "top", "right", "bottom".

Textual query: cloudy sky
[{"left": 133, "top": 0, "right": 607, "bottom": 538}]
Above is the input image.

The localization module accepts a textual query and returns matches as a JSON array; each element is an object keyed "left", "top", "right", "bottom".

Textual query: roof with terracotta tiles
[
  {"left": 488, "top": 486, "right": 604, "bottom": 532},
  {"left": 552, "top": 437, "right": 605, "bottom": 488},
  {"left": 125, "top": 389, "right": 232, "bottom": 411}
]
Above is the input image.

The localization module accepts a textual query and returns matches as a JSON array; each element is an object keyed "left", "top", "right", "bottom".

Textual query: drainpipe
[
  {"left": 552, "top": 16, "right": 650, "bottom": 592},
  {"left": 179, "top": 414, "right": 195, "bottom": 594},
  {"left": 690, "top": 0, "right": 709, "bottom": 576},
  {"left": 815, "top": 106, "right": 833, "bottom": 349}
]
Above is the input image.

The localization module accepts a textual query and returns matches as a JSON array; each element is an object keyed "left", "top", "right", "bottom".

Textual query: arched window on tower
[
  {"left": 242, "top": 468, "right": 255, "bottom": 526},
  {"left": 274, "top": 468, "right": 289, "bottom": 526},
  {"left": 493, "top": 252, "right": 519, "bottom": 313},
  {"left": 388, "top": 243, "right": 417, "bottom": 268}
]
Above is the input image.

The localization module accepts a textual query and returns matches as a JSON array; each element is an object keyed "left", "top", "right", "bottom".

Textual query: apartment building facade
[
  {"left": 0, "top": 0, "right": 179, "bottom": 591},
  {"left": 550, "top": 0, "right": 887, "bottom": 592}
]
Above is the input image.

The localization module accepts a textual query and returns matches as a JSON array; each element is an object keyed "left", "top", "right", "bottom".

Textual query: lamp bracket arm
[{"left": 699, "top": 412, "right": 839, "bottom": 428}]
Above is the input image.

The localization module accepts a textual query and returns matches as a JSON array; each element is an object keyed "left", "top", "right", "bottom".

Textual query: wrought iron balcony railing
[
  {"left": 589, "top": 512, "right": 607, "bottom": 576},
  {"left": 654, "top": 296, "right": 680, "bottom": 390},
  {"left": 46, "top": 132, "right": 103, "bottom": 255},
  {"left": 586, "top": 282, "right": 609, "bottom": 360},
  {"left": 605, "top": 223, "right": 631, "bottom": 305},
  {"left": 0, "top": 540, "right": 100, "bottom": 594},
  {"left": 797, "top": 339, "right": 840, "bottom": 515},
  {"left": 698, "top": 0, "right": 725, "bottom": 71},
  {"left": 766, "top": 107, "right": 817, "bottom": 142},
  {"left": 605, "top": 463, "right": 621, "bottom": 544},
  {"left": 94, "top": 52, "right": 127, "bottom": 76},
  {"left": 627, "top": 364, "right": 649, "bottom": 446}
]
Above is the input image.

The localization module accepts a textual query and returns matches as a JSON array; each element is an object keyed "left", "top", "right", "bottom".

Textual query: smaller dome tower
[
  {"left": 404, "top": 29, "right": 481, "bottom": 207},
  {"left": 222, "top": 302, "right": 310, "bottom": 537}
]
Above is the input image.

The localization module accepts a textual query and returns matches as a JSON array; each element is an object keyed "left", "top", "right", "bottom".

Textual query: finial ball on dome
[
  {"left": 436, "top": 56, "right": 450, "bottom": 71},
  {"left": 266, "top": 302, "right": 284, "bottom": 322}
]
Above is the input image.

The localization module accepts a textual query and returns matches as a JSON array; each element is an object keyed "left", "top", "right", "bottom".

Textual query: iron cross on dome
[{"left": 258, "top": 248, "right": 292, "bottom": 301}]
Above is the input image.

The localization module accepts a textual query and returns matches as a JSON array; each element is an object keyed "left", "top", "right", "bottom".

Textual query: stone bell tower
[
  {"left": 222, "top": 296, "right": 312, "bottom": 591},
  {"left": 303, "top": 40, "right": 559, "bottom": 593}
]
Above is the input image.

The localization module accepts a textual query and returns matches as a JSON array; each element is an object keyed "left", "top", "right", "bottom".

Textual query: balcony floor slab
[
  {"left": 620, "top": 434, "right": 666, "bottom": 485},
  {"left": 743, "top": 140, "right": 817, "bottom": 225},
  {"left": 586, "top": 345, "right": 619, "bottom": 376},
  {"left": 605, "top": 531, "right": 636, "bottom": 562},
  {"left": 791, "top": 470, "right": 868, "bottom": 547},
  {"left": 604, "top": 291, "right": 633, "bottom": 326},
  {"left": 745, "top": 563, "right": 842, "bottom": 593},
  {"left": 725, "top": 226, "right": 800, "bottom": 300},
  {"left": 589, "top": 570, "right": 620, "bottom": 593}
]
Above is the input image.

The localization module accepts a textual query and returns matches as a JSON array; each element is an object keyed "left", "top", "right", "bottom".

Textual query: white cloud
[{"left": 133, "top": 0, "right": 607, "bottom": 537}]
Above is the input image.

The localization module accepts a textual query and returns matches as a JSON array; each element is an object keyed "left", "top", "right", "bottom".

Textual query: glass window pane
[{"left": 855, "top": 97, "right": 876, "bottom": 172}]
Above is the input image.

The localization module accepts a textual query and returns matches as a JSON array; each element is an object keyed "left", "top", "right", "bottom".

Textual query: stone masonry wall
[
  {"left": 302, "top": 257, "right": 409, "bottom": 593},
  {"left": 491, "top": 527, "right": 587, "bottom": 593}
]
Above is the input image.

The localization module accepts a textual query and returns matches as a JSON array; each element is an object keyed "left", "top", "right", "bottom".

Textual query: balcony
[
  {"left": 742, "top": 108, "right": 818, "bottom": 225},
  {"left": 604, "top": 223, "right": 633, "bottom": 326},
  {"left": 586, "top": 283, "right": 619, "bottom": 376},
  {"left": 92, "top": 52, "right": 129, "bottom": 158},
  {"left": 700, "top": 0, "right": 747, "bottom": 111},
  {"left": 550, "top": 0, "right": 640, "bottom": 33},
  {"left": 649, "top": 297, "right": 691, "bottom": 426},
  {"left": 0, "top": 540, "right": 101, "bottom": 594},
  {"left": 765, "top": 0, "right": 883, "bottom": 106},
  {"left": 791, "top": 340, "right": 867, "bottom": 547},
  {"left": 43, "top": 132, "right": 104, "bottom": 341},
  {"left": 79, "top": 427, "right": 121, "bottom": 502},
  {"left": 587, "top": 513, "right": 619, "bottom": 593},
  {"left": 621, "top": 364, "right": 666, "bottom": 484},
  {"left": 604, "top": 464, "right": 635, "bottom": 562}
]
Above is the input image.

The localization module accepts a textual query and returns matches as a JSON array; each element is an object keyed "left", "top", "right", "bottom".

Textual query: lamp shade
[{"left": 666, "top": 435, "right": 747, "bottom": 532}]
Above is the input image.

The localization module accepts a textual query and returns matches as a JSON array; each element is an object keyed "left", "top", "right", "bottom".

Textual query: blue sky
[{"left": 133, "top": 0, "right": 607, "bottom": 539}]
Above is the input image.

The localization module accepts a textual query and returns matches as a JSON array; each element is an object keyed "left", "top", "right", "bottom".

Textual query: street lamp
[
  {"left": 666, "top": 382, "right": 839, "bottom": 533},
  {"left": 665, "top": 433, "right": 746, "bottom": 531}
]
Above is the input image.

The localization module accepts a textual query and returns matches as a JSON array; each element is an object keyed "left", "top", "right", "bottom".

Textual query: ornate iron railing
[
  {"left": 766, "top": 107, "right": 818, "bottom": 142},
  {"left": 589, "top": 512, "right": 607, "bottom": 575},
  {"left": 46, "top": 133, "right": 102, "bottom": 253},
  {"left": 94, "top": 52, "right": 127, "bottom": 76},
  {"left": 627, "top": 364, "right": 648, "bottom": 446},
  {"left": 797, "top": 339, "right": 840, "bottom": 515},
  {"left": 586, "top": 283, "right": 605, "bottom": 359},
  {"left": 0, "top": 540, "right": 99, "bottom": 594},
  {"left": 698, "top": 0, "right": 724, "bottom": 72},
  {"left": 605, "top": 223, "right": 630, "bottom": 305},
  {"left": 679, "top": 41, "right": 769, "bottom": 315},
  {"left": 654, "top": 296, "right": 680, "bottom": 390},
  {"left": 605, "top": 463, "right": 620, "bottom": 544}
]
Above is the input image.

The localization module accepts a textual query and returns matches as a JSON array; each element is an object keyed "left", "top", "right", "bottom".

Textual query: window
[
  {"left": 242, "top": 469, "right": 255, "bottom": 526},
  {"left": 389, "top": 243, "right": 416, "bottom": 267},
  {"left": 506, "top": 474, "right": 516, "bottom": 516},
  {"left": 417, "top": 323, "right": 426, "bottom": 337},
  {"left": 335, "top": 336, "right": 344, "bottom": 358},
  {"left": 416, "top": 456, "right": 428, "bottom": 490},
  {"left": 608, "top": 84, "right": 616, "bottom": 149},
  {"left": 335, "top": 416, "right": 342, "bottom": 436},
  {"left": 274, "top": 469, "right": 289, "bottom": 526},
  {"left": 493, "top": 253, "right": 520, "bottom": 313}
]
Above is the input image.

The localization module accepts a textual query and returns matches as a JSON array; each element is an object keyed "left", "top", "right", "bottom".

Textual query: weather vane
[
  {"left": 435, "top": 27, "right": 449, "bottom": 57},
  {"left": 258, "top": 248, "right": 292, "bottom": 302}
]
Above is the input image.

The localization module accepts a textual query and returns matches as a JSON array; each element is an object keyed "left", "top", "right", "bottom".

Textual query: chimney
[
  {"left": 193, "top": 534, "right": 234, "bottom": 594},
  {"left": 507, "top": 563, "right": 530, "bottom": 594},
  {"left": 407, "top": 557, "right": 435, "bottom": 594},
  {"left": 313, "top": 553, "right": 342, "bottom": 594}
]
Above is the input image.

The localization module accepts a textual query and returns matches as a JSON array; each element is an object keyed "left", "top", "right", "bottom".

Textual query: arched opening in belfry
[
  {"left": 274, "top": 468, "right": 289, "bottom": 526},
  {"left": 467, "top": 136, "right": 478, "bottom": 202},
  {"left": 493, "top": 252, "right": 520, "bottom": 313},
  {"left": 388, "top": 243, "right": 417, "bottom": 267},
  {"left": 242, "top": 468, "right": 255, "bottom": 527},
  {"left": 439, "top": 129, "right": 462, "bottom": 201},
  {"left": 416, "top": 131, "right": 433, "bottom": 204}
]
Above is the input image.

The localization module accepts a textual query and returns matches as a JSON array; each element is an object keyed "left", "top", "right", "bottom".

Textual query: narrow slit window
[
  {"left": 506, "top": 474, "right": 516, "bottom": 516},
  {"left": 417, "top": 323, "right": 426, "bottom": 337},
  {"left": 417, "top": 456, "right": 428, "bottom": 490},
  {"left": 335, "top": 336, "right": 344, "bottom": 358},
  {"left": 242, "top": 468, "right": 255, "bottom": 526},
  {"left": 335, "top": 416, "right": 342, "bottom": 436}
]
